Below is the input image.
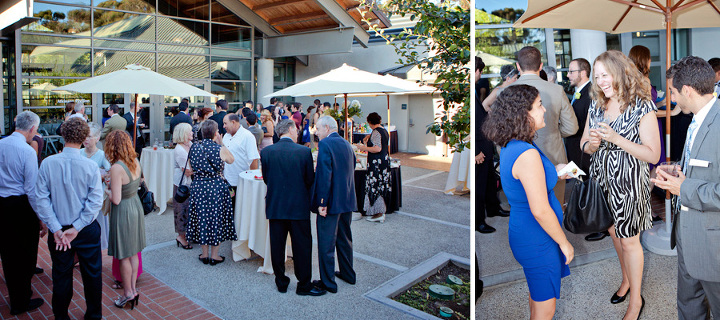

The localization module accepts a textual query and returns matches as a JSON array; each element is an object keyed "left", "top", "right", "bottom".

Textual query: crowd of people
[
  {"left": 477, "top": 47, "right": 720, "bottom": 319},
  {"left": 0, "top": 90, "right": 396, "bottom": 317}
]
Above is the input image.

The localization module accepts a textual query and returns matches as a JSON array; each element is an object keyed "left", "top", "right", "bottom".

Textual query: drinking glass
[{"left": 659, "top": 161, "right": 679, "bottom": 177}]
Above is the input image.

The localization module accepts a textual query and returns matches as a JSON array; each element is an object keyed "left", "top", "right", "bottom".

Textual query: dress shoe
[
  {"left": 34, "top": 267, "right": 44, "bottom": 274},
  {"left": 277, "top": 285, "right": 288, "bottom": 293},
  {"left": 10, "top": 298, "right": 44, "bottom": 315},
  {"left": 366, "top": 214, "right": 385, "bottom": 223},
  {"left": 312, "top": 280, "right": 337, "bottom": 293},
  {"left": 585, "top": 231, "right": 609, "bottom": 242},
  {"left": 297, "top": 286, "right": 327, "bottom": 296},
  {"left": 623, "top": 296, "right": 644, "bottom": 320},
  {"left": 209, "top": 256, "right": 226, "bottom": 266},
  {"left": 611, "top": 288, "right": 629, "bottom": 304},
  {"left": 335, "top": 271, "right": 356, "bottom": 285},
  {"left": 487, "top": 208, "right": 509, "bottom": 217},
  {"left": 476, "top": 223, "right": 496, "bottom": 234},
  {"left": 652, "top": 215, "right": 663, "bottom": 222},
  {"left": 198, "top": 254, "right": 210, "bottom": 265}
]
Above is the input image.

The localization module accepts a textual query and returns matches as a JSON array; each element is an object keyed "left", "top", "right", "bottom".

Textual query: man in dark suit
[
  {"left": 565, "top": 58, "right": 608, "bottom": 242},
  {"left": 169, "top": 101, "right": 192, "bottom": 135},
  {"left": 654, "top": 56, "right": 720, "bottom": 319},
  {"left": 260, "top": 119, "right": 326, "bottom": 296},
  {"left": 209, "top": 99, "right": 229, "bottom": 135},
  {"left": 312, "top": 115, "right": 357, "bottom": 294},
  {"left": 123, "top": 102, "right": 145, "bottom": 154}
]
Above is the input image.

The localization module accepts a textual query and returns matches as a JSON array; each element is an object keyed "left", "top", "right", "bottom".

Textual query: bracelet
[{"left": 582, "top": 141, "right": 589, "bottom": 153}]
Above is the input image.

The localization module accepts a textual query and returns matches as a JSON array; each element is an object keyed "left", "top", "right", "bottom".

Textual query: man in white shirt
[
  {"left": 68, "top": 103, "right": 86, "bottom": 121},
  {"left": 222, "top": 114, "right": 260, "bottom": 206}
]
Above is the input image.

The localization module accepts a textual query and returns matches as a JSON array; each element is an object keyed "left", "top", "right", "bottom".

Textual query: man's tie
[{"left": 677, "top": 118, "right": 698, "bottom": 212}]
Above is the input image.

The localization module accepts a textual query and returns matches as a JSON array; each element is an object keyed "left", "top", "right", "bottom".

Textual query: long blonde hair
[{"left": 591, "top": 50, "right": 652, "bottom": 113}]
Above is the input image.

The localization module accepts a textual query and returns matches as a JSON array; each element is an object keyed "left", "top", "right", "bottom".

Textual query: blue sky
[{"left": 476, "top": 0, "right": 528, "bottom": 12}]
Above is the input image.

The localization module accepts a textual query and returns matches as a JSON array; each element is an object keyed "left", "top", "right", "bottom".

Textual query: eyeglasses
[{"left": 568, "top": 70, "right": 581, "bottom": 74}]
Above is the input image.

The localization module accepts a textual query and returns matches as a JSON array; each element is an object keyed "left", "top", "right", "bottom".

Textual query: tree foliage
[{"left": 362, "top": 0, "right": 471, "bottom": 152}]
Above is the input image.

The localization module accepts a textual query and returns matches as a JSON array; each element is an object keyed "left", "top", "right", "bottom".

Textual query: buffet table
[
  {"left": 139, "top": 147, "right": 174, "bottom": 214},
  {"left": 352, "top": 129, "right": 399, "bottom": 154},
  {"left": 230, "top": 170, "right": 289, "bottom": 274}
]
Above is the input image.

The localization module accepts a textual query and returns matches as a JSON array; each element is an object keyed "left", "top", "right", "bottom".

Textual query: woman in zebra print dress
[{"left": 580, "top": 50, "right": 661, "bottom": 320}]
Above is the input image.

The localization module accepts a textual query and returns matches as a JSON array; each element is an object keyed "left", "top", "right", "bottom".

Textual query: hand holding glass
[{"left": 659, "top": 161, "right": 680, "bottom": 177}]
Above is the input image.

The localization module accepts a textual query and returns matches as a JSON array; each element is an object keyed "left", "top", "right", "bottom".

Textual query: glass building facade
[{"left": 2, "top": 0, "right": 295, "bottom": 144}]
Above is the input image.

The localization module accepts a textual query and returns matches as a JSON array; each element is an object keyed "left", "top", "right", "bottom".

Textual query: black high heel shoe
[
  {"left": 198, "top": 254, "right": 209, "bottom": 265},
  {"left": 134, "top": 293, "right": 140, "bottom": 306},
  {"left": 114, "top": 295, "right": 136, "bottom": 310},
  {"left": 622, "top": 296, "right": 644, "bottom": 320},
  {"left": 611, "top": 288, "right": 630, "bottom": 304},
  {"left": 209, "top": 256, "right": 226, "bottom": 266},
  {"left": 176, "top": 239, "right": 193, "bottom": 250}
]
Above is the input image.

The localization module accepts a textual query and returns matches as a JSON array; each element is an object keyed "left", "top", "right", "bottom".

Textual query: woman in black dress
[
  {"left": 186, "top": 120, "right": 236, "bottom": 265},
  {"left": 354, "top": 112, "right": 391, "bottom": 223}
]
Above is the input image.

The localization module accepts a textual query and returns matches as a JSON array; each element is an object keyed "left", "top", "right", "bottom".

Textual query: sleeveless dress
[
  {"left": 108, "top": 161, "right": 147, "bottom": 260},
  {"left": 186, "top": 139, "right": 237, "bottom": 246},
  {"left": 588, "top": 98, "right": 655, "bottom": 238},
  {"left": 501, "top": 140, "right": 570, "bottom": 302},
  {"left": 363, "top": 127, "right": 391, "bottom": 215}
]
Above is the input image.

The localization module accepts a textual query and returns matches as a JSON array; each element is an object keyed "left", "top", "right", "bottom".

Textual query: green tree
[{"left": 362, "top": 0, "right": 471, "bottom": 151}]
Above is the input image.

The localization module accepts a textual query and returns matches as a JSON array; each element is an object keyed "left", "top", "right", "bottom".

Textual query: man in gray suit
[
  {"left": 100, "top": 104, "right": 127, "bottom": 140},
  {"left": 653, "top": 56, "right": 720, "bottom": 319},
  {"left": 509, "top": 46, "right": 579, "bottom": 204}
]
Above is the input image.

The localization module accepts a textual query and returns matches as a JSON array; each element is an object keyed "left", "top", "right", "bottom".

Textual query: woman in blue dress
[{"left": 482, "top": 85, "right": 575, "bottom": 319}]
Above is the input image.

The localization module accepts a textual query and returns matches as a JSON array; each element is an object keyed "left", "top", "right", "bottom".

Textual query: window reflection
[
  {"left": 158, "top": 0, "right": 209, "bottom": 20},
  {"left": 93, "top": 50, "right": 155, "bottom": 75},
  {"left": 93, "top": 10, "right": 156, "bottom": 42},
  {"left": 22, "top": 45, "right": 92, "bottom": 77},
  {"left": 210, "top": 1, "right": 248, "bottom": 25},
  {"left": 211, "top": 24, "right": 251, "bottom": 49},
  {"left": 211, "top": 57, "right": 250, "bottom": 80},
  {"left": 158, "top": 54, "right": 210, "bottom": 78},
  {"left": 94, "top": 0, "right": 155, "bottom": 14},
  {"left": 156, "top": 17, "right": 209, "bottom": 46},
  {"left": 211, "top": 81, "right": 249, "bottom": 103},
  {"left": 27, "top": 3, "right": 91, "bottom": 35}
]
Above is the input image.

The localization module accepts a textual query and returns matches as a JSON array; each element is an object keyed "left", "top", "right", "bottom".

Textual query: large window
[{"left": 475, "top": 26, "right": 547, "bottom": 77}]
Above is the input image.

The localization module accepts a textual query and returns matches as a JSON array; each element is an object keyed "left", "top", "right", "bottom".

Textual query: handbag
[
  {"left": 174, "top": 147, "right": 191, "bottom": 203},
  {"left": 563, "top": 142, "right": 614, "bottom": 234},
  {"left": 137, "top": 180, "right": 156, "bottom": 215}
]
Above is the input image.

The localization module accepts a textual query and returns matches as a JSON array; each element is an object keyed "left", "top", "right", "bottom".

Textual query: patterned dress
[
  {"left": 186, "top": 139, "right": 237, "bottom": 246},
  {"left": 364, "top": 127, "right": 391, "bottom": 215},
  {"left": 588, "top": 98, "right": 655, "bottom": 238}
]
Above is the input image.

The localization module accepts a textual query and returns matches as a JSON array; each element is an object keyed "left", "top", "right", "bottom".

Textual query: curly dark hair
[
  {"left": 481, "top": 85, "right": 540, "bottom": 147},
  {"left": 61, "top": 118, "right": 90, "bottom": 144},
  {"left": 366, "top": 112, "right": 382, "bottom": 125}
]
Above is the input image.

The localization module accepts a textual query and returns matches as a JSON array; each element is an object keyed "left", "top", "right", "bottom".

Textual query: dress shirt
[
  {"left": 0, "top": 132, "right": 39, "bottom": 210},
  {"left": 575, "top": 80, "right": 590, "bottom": 94},
  {"left": 223, "top": 127, "right": 260, "bottom": 186},
  {"left": 68, "top": 113, "right": 86, "bottom": 120},
  {"left": 35, "top": 147, "right": 103, "bottom": 233},
  {"left": 688, "top": 96, "right": 716, "bottom": 151},
  {"left": 714, "top": 81, "right": 720, "bottom": 97}
]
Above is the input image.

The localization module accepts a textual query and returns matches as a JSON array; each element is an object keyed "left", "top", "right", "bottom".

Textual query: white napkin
[{"left": 557, "top": 161, "right": 586, "bottom": 179}]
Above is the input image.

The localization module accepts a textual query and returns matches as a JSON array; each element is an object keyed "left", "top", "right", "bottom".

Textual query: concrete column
[
  {"left": 256, "top": 58, "right": 274, "bottom": 106},
  {"left": 570, "top": 29, "right": 607, "bottom": 64}
]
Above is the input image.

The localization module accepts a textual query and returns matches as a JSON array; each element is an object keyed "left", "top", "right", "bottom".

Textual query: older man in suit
[
  {"left": 653, "top": 56, "right": 720, "bottom": 319},
  {"left": 100, "top": 104, "right": 127, "bottom": 140},
  {"left": 509, "top": 46, "right": 579, "bottom": 205},
  {"left": 260, "top": 119, "right": 325, "bottom": 296},
  {"left": 123, "top": 102, "right": 145, "bottom": 154},
  {"left": 312, "top": 115, "right": 357, "bottom": 294}
]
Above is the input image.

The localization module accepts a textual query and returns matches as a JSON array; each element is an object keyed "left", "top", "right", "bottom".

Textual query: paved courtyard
[
  {"left": 1, "top": 154, "right": 470, "bottom": 319},
  {"left": 477, "top": 191, "right": 682, "bottom": 319}
]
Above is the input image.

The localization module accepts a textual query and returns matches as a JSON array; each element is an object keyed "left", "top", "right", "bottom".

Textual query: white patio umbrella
[
  {"left": 30, "top": 82, "right": 73, "bottom": 96},
  {"left": 514, "top": 0, "right": 720, "bottom": 255},
  {"left": 266, "top": 63, "right": 436, "bottom": 140},
  {"left": 55, "top": 64, "right": 216, "bottom": 146}
]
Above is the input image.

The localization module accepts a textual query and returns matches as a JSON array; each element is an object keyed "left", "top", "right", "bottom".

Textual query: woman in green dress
[{"left": 105, "top": 131, "right": 146, "bottom": 310}]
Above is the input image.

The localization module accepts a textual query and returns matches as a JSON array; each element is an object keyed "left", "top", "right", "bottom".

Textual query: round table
[
  {"left": 139, "top": 147, "right": 174, "bottom": 214},
  {"left": 444, "top": 148, "right": 472, "bottom": 194},
  {"left": 230, "top": 169, "right": 289, "bottom": 274}
]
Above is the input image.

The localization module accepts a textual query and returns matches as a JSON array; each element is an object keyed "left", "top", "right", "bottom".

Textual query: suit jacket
[
  {"left": 565, "top": 82, "right": 592, "bottom": 172},
  {"left": 123, "top": 112, "right": 139, "bottom": 137},
  {"left": 311, "top": 132, "right": 357, "bottom": 214},
  {"left": 169, "top": 112, "right": 192, "bottom": 135},
  {"left": 672, "top": 98, "right": 720, "bottom": 282},
  {"left": 476, "top": 84, "right": 494, "bottom": 157},
  {"left": 261, "top": 138, "right": 315, "bottom": 220},
  {"left": 209, "top": 111, "right": 227, "bottom": 135},
  {"left": 101, "top": 114, "right": 127, "bottom": 140},
  {"left": 509, "top": 74, "right": 579, "bottom": 165}
]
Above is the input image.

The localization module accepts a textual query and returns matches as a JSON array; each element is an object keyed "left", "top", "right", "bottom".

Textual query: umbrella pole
[
  {"left": 664, "top": 4, "right": 673, "bottom": 235},
  {"left": 133, "top": 93, "right": 138, "bottom": 148},
  {"left": 344, "top": 93, "right": 349, "bottom": 141},
  {"left": 387, "top": 94, "right": 391, "bottom": 127}
]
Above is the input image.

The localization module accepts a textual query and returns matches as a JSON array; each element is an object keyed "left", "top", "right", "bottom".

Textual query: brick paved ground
[{"left": 0, "top": 237, "right": 221, "bottom": 320}]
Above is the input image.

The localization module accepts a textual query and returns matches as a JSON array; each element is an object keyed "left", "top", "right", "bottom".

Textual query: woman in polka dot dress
[{"left": 186, "top": 120, "right": 236, "bottom": 265}]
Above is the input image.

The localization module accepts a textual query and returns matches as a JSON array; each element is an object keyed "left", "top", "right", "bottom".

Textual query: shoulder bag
[
  {"left": 174, "top": 146, "right": 191, "bottom": 203},
  {"left": 563, "top": 142, "right": 614, "bottom": 234}
]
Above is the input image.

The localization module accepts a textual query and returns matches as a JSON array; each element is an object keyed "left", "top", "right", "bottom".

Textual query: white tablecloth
[
  {"left": 139, "top": 147, "right": 174, "bottom": 214},
  {"left": 445, "top": 148, "right": 472, "bottom": 194},
  {"left": 231, "top": 169, "right": 289, "bottom": 274}
]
